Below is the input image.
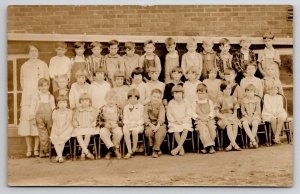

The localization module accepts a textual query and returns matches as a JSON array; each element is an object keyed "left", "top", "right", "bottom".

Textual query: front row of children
[{"left": 32, "top": 68, "right": 287, "bottom": 163}]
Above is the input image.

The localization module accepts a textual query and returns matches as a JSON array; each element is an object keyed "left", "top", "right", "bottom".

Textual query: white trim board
[{"left": 8, "top": 33, "right": 293, "bottom": 45}]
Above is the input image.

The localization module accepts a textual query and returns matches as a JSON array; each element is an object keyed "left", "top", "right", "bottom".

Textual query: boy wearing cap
[
  {"left": 257, "top": 31, "right": 281, "bottom": 79},
  {"left": 90, "top": 67, "right": 111, "bottom": 110},
  {"left": 232, "top": 35, "right": 257, "bottom": 84},
  {"left": 145, "top": 66, "right": 165, "bottom": 103}
]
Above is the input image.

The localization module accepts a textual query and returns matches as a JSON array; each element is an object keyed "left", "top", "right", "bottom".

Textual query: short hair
[
  {"left": 219, "top": 38, "right": 230, "bottom": 46},
  {"left": 94, "top": 67, "right": 106, "bottom": 74},
  {"left": 246, "top": 62, "right": 257, "bottom": 69},
  {"left": 171, "top": 85, "right": 184, "bottom": 96},
  {"left": 38, "top": 78, "right": 49, "bottom": 87},
  {"left": 151, "top": 88, "right": 162, "bottom": 96},
  {"left": 90, "top": 41, "right": 102, "bottom": 49},
  {"left": 202, "top": 37, "right": 214, "bottom": 46},
  {"left": 266, "top": 85, "right": 279, "bottom": 92},
  {"left": 148, "top": 66, "right": 159, "bottom": 73},
  {"left": 196, "top": 83, "right": 207, "bottom": 93},
  {"left": 224, "top": 68, "right": 236, "bottom": 75},
  {"left": 165, "top": 37, "right": 176, "bottom": 46},
  {"left": 75, "top": 68, "right": 88, "bottom": 78},
  {"left": 263, "top": 31, "right": 275, "bottom": 40},
  {"left": 186, "top": 66, "right": 199, "bottom": 75},
  {"left": 171, "top": 66, "right": 183, "bottom": 74},
  {"left": 56, "top": 95, "right": 69, "bottom": 104},
  {"left": 127, "top": 88, "right": 140, "bottom": 100},
  {"left": 108, "top": 39, "right": 119, "bottom": 47},
  {"left": 54, "top": 74, "right": 68, "bottom": 83},
  {"left": 26, "top": 45, "right": 38, "bottom": 53},
  {"left": 245, "top": 84, "right": 257, "bottom": 92},
  {"left": 220, "top": 82, "right": 231, "bottom": 92},
  {"left": 79, "top": 93, "right": 92, "bottom": 103},
  {"left": 239, "top": 35, "right": 251, "bottom": 43},
  {"left": 131, "top": 67, "right": 144, "bottom": 78},
  {"left": 114, "top": 70, "right": 125, "bottom": 79},
  {"left": 125, "top": 41, "right": 136, "bottom": 49},
  {"left": 208, "top": 68, "right": 218, "bottom": 73},
  {"left": 105, "top": 90, "right": 118, "bottom": 102},
  {"left": 74, "top": 42, "right": 85, "bottom": 49},
  {"left": 186, "top": 37, "right": 197, "bottom": 46},
  {"left": 55, "top": 41, "right": 67, "bottom": 49},
  {"left": 144, "top": 39, "right": 155, "bottom": 47}
]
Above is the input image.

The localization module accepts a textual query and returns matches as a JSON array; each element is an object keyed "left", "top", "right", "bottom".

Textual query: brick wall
[{"left": 8, "top": 5, "right": 293, "bottom": 37}]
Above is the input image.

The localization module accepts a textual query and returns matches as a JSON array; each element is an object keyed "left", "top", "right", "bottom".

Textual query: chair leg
[
  {"left": 73, "top": 138, "right": 77, "bottom": 160},
  {"left": 196, "top": 131, "right": 200, "bottom": 153},
  {"left": 93, "top": 136, "right": 97, "bottom": 159},
  {"left": 167, "top": 133, "right": 170, "bottom": 153},
  {"left": 191, "top": 131, "right": 195, "bottom": 152},
  {"left": 68, "top": 139, "right": 73, "bottom": 161},
  {"left": 142, "top": 133, "right": 147, "bottom": 156},
  {"left": 263, "top": 124, "right": 269, "bottom": 146},
  {"left": 267, "top": 122, "right": 272, "bottom": 145},
  {"left": 215, "top": 129, "right": 220, "bottom": 151},
  {"left": 98, "top": 137, "right": 101, "bottom": 159},
  {"left": 220, "top": 130, "right": 224, "bottom": 151},
  {"left": 239, "top": 127, "right": 245, "bottom": 149}
]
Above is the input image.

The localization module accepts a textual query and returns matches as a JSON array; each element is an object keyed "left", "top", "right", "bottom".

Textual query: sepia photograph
[{"left": 7, "top": 4, "right": 293, "bottom": 186}]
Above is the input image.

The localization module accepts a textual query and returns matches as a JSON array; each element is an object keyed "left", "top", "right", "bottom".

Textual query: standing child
[
  {"left": 90, "top": 67, "right": 111, "bottom": 110},
  {"left": 49, "top": 42, "right": 71, "bottom": 93},
  {"left": 201, "top": 38, "right": 217, "bottom": 80},
  {"left": 69, "top": 69, "right": 91, "bottom": 109},
  {"left": 240, "top": 63, "right": 263, "bottom": 98},
  {"left": 72, "top": 93, "right": 97, "bottom": 160},
  {"left": 105, "top": 40, "right": 125, "bottom": 86},
  {"left": 163, "top": 67, "right": 184, "bottom": 106},
  {"left": 112, "top": 71, "right": 130, "bottom": 109},
  {"left": 262, "top": 85, "right": 287, "bottom": 144},
  {"left": 181, "top": 37, "right": 202, "bottom": 80},
  {"left": 167, "top": 85, "right": 193, "bottom": 156},
  {"left": 261, "top": 66, "right": 284, "bottom": 95},
  {"left": 122, "top": 41, "right": 141, "bottom": 85},
  {"left": 223, "top": 68, "right": 244, "bottom": 104},
  {"left": 139, "top": 39, "right": 161, "bottom": 81},
  {"left": 216, "top": 38, "right": 232, "bottom": 79},
  {"left": 70, "top": 42, "right": 86, "bottom": 85},
  {"left": 50, "top": 95, "right": 74, "bottom": 163},
  {"left": 203, "top": 68, "right": 222, "bottom": 103},
  {"left": 53, "top": 74, "right": 69, "bottom": 102},
  {"left": 86, "top": 41, "right": 106, "bottom": 83},
  {"left": 258, "top": 31, "right": 281, "bottom": 79},
  {"left": 29, "top": 78, "right": 55, "bottom": 157},
  {"left": 241, "top": 84, "right": 261, "bottom": 148},
  {"left": 97, "top": 90, "right": 123, "bottom": 160},
  {"left": 192, "top": 83, "right": 216, "bottom": 154},
  {"left": 144, "top": 89, "right": 167, "bottom": 158},
  {"left": 164, "top": 37, "right": 179, "bottom": 83},
  {"left": 183, "top": 66, "right": 202, "bottom": 106},
  {"left": 129, "top": 67, "right": 147, "bottom": 104},
  {"left": 145, "top": 66, "right": 165, "bottom": 103},
  {"left": 232, "top": 35, "right": 257, "bottom": 84},
  {"left": 216, "top": 82, "right": 242, "bottom": 151},
  {"left": 123, "top": 89, "right": 144, "bottom": 159}
]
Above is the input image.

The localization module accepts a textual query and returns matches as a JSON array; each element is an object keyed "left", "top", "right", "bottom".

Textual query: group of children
[{"left": 20, "top": 31, "right": 288, "bottom": 163}]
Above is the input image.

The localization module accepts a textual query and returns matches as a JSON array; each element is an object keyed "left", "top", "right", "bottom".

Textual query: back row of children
[{"left": 25, "top": 31, "right": 287, "bottom": 162}]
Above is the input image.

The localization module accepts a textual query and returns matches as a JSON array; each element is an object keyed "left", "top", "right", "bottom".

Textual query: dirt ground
[{"left": 8, "top": 143, "right": 293, "bottom": 187}]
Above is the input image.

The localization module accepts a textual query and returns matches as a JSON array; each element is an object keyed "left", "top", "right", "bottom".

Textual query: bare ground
[{"left": 8, "top": 144, "right": 293, "bottom": 187}]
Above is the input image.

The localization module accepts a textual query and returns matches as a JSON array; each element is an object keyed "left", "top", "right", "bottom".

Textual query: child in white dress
[
  {"left": 203, "top": 68, "right": 222, "bottom": 103},
  {"left": 183, "top": 66, "right": 202, "bottom": 106},
  {"left": 50, "top": 95, "right": 73, "bottom": 163},
  {"left": 129, "top": 67, "right": 147, "bottom": 104}
]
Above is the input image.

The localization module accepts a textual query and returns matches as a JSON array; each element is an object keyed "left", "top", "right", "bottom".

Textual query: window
[{"left": 8, "top": 55, "right": 28, "bottom": 127}]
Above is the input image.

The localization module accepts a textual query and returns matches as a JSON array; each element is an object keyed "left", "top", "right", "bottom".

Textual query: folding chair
[
  {"left": 171, "top": 130, "right": 195, "bottom": 153},
  {"left": 196, "top": 128, "right": 220, "bottom": 152},
  {"left": 49, "top": 138, "right": 73, "bottom": 161},
  {"left": 217, "top": 126, "right": 245, "bottom": 151},
  {"left": 144, "top": 132, "right": 171, "bottom": 155},
  {"left": 122, "top": 132, "right": 147, "bottom": 156},
  {"left": 280, "top": 94, "right": 293, "bottom": 144}
]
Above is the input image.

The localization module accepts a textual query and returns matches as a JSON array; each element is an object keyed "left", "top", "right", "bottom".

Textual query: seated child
[
  {"left": 70, "top": 42, "right": 86, "bottom": 85},
  {"left": 192, "top": 83, "right": 216, "bottom": 154},
  {"left": 29, "top": 78, "right": 56, "bottom": 157},
  {"left": 201, "top": 38, "right": 217, "bottom": 80},
  {"left": 72, "top": 93, "right": 97, "bottom": 160},
  {"left": 105, "top": 40, "right": 125, "bottom": 86},
  {"left": 240, "top": 63, "right": 263, "bottom": 98},
  {"left": 90, "top": 67, "right": 111, "bottom": 110},
  {"left": 122, "top": 41, "right": 141, "bottom": 85},
  {"left": 97, "top": 90, "right": 123, "bottom": 160},
  {"left": 163, "top": 66, "right": 184, "bottom": 106},
  {"left": 144, "top": 89, "right": 167, "bottom": 158},
  {"left": 69, "top": 68, "right": 91, "bottom": 109},
  {"left": 215, "top": 82, "right": 242, "bottom": 151},
  {"left": 139, "top": 39, "right": 161, "bottom": 81},
  {"left": 183, "top": 66, "right": 202, "bottom": 106},
  {"left": 261, "top": 66, "right": 284, "bottom": 95},
  {"left": 241, "top": 84, "right": 261, "bottom": 148},
  {"left": 129, "top": 67, "right": 147, "bottom": 104},
  {"left": 232, "top": 35, "right": 257, "bottom": 84},
  {"left": 123, "top": 89, "right": 144, "bottom": 159},
  {"left": 145, "top": 66, "right": 165, "bottom": 103},
  {"left": 262, "top": 85, "right": 287, "bottom": 144},
  {"left": 216, "top": 38, "right": 232, "bottom": 79},
  {"left": 181, "top": 37, "right": 202, "bottom": 80},
  {"left": 167, "top": 85, "right": 193, "bottom": 156},
  {"left": 258, "top": 31, "right": 281, "bottom": 79},
  {"left": 164, "top": 37, "right": 179, "bottom": 83},
  {"left": 50, "top": 95, "right": 74, "bottom": 163},
  {"left": 53, "top": 74, "right": 69, "bottom": 102},
  {"left": 112, "top": 71, "right": 130, "bottom": 109},
  {"left": 203, "top": 68, "right": 222, "bottom": 103}
]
